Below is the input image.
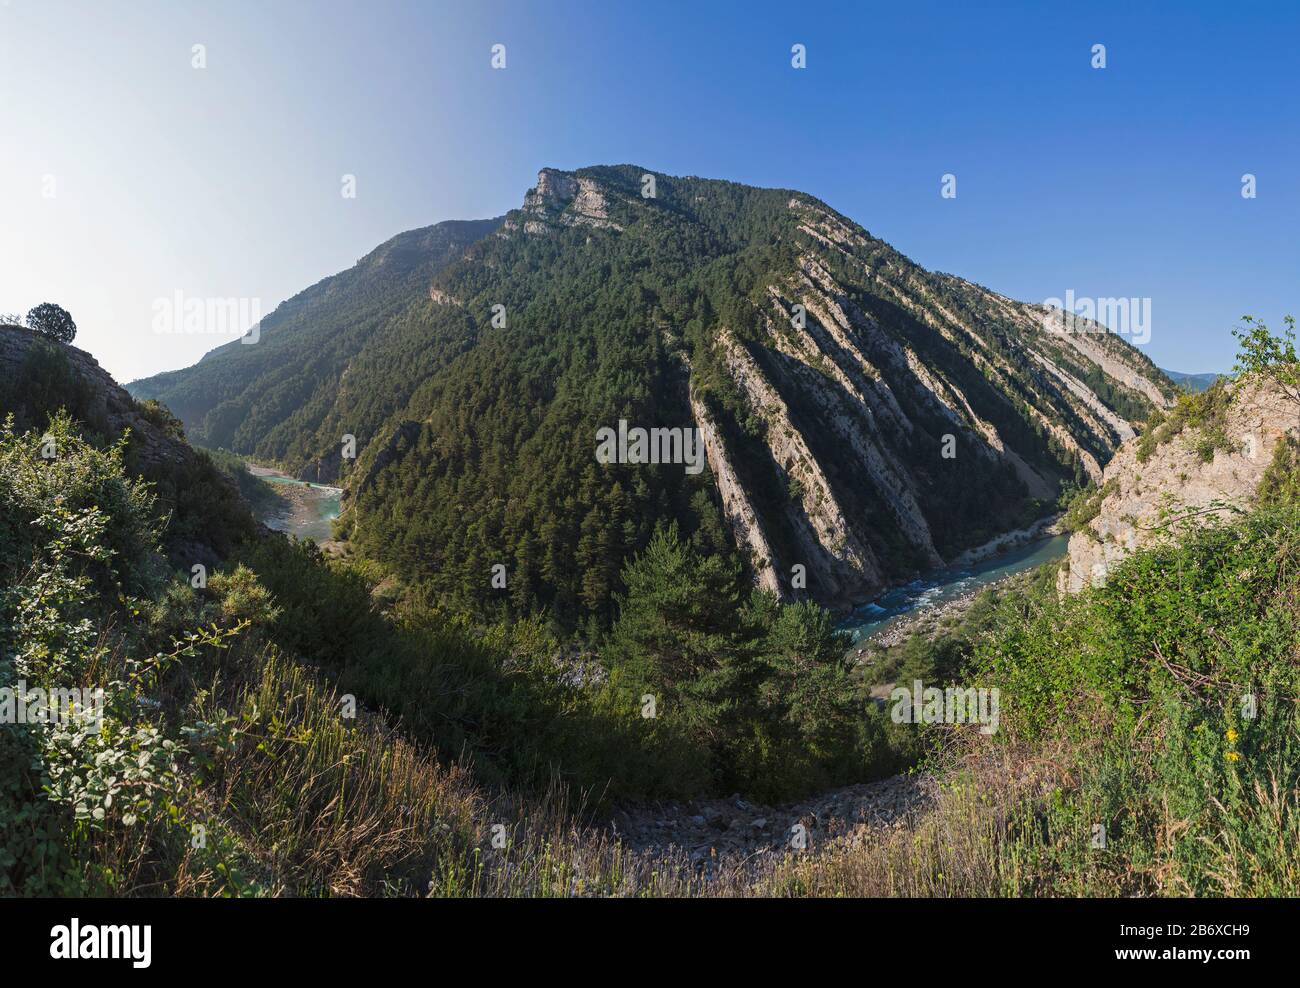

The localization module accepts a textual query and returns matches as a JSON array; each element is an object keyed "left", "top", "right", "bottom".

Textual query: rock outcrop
[
  {"left": 1059, "top": 377, "right": 1300, "bottom": 593},
  {"left": 1, "top": 323, "right": 255, "bottom": 565},
  {"left": 691, "top": 390, "right": 782, "bottom": 595},
  {"left": 504, "top": 168, "right": 623, "bottom": 234}
]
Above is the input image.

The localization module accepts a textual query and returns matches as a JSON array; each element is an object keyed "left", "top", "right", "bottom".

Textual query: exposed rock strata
[{"left": 1059, "top": 377, "right": 1299, "bottom": 593}]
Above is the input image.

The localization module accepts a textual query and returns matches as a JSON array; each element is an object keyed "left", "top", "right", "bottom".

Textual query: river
[
  {"left": 837, "top": 533, "right": 1069, "bottom": 645},
  {"left": 243, "top": 460, "right": 1066, "bottom": 634},
  {"left": 247, "top": 464, "right": 343, "bottom": 542}
]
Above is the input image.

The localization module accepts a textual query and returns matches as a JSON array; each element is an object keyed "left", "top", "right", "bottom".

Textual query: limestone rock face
[
  {"left": 508, "top": 168, "right": 622, "bottom": 233},
  {"left": 681, "top": 193, "right": 1172, "bottom": 604},
  {"left": 713, "top": 327, "right": 884, "bottom": 605},
  {"left": 691, "top": 390, "right": 782, "bottom": 595},
  {"left": 1059, "top": 377, "right": 1299, "bottom": 593}
]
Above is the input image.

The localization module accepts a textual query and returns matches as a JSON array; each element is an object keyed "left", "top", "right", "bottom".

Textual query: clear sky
[{"left": 1, "top": 0, "right": 1295, "bottom": 382}]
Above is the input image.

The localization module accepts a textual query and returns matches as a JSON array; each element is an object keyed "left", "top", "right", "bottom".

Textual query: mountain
[
  {"left": 8, "top": 196, "right": 1299, "bottom": 904},
  {"left": 1160, "top": 368, "right": 1222, "bottom": 392},
  {"left": 129, "top": 165, "right": 1176, "bottom": 621}
]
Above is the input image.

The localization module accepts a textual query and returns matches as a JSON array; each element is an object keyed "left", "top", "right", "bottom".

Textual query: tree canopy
[{"left": 25, "top": 302, "right": 77, "bottom": 344}]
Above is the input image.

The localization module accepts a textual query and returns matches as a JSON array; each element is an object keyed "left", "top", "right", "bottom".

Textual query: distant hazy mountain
[
  {"left": 129, "top": 165, "right": 1175, "bottom": 620},
  {"left": 1160, "top": 368, "right": 1222, "bottom": 392}
]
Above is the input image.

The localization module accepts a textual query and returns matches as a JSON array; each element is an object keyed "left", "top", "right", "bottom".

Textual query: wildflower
[
  {"left": 1225, "top": 727, "right": 1239, "bottom": 743},
  {"left": 1225, "top": 751, "right": 1241, "bottom": 762}
]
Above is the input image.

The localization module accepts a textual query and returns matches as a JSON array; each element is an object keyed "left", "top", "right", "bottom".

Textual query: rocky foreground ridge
[
  {"left": 1060, "top": 375, "right": 1300, "bottom": 593},
  {"left": 2, "top": 324, "right": 202, "bottom": 474},
  {"left": 1, "top": 323, "right": 252, "bottom": 565}
]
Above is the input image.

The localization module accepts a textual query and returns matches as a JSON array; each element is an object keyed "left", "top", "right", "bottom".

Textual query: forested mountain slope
[
  {"left": 129, "top": 166, "right": 1176, "bottom": 621},
  {"left": 128, "top": 217, "right": 504, "bottom": 478}
]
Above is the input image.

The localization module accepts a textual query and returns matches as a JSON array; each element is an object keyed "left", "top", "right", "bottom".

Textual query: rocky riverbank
[
  {"left": 860, "top": 587, "right": 984, "bottom": 650},
  {"left": 843, "top": 522, "right": 1066, "bottom": 655},
  {"left": 947, "top": 514, "right": 1062, "bottom": 568},
  {"left": 246, "top": 464, "right": 342, "bottom": 543}
]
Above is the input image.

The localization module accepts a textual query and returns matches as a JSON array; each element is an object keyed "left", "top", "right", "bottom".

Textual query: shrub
[
  {"left": 0, "top": 415, "right": 244, "bottom": 894},
  {"left": 1060, "top": 479, "right": 1117, "bottom": 535},
  {"left": 976, "top": 500, "right": 1300, "bottom": 894},
  {"left": 1134, "top": 380, "right": 1234, "bottom": 464}
]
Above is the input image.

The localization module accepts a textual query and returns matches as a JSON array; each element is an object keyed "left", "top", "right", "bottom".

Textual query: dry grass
[
  {"left": 98, "top": 637, "right": 1298, "bottom": 899},
  {"left": 161, "top": 643, "right": 1041, "bottom": 897},
  {"left": 732, "top": 740, "right": 1075, "bottom": 897}
]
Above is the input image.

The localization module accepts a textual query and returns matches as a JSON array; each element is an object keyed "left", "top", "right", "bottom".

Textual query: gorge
[{"left": 128, "top": 165, "right": 1176, "bottom": 622}]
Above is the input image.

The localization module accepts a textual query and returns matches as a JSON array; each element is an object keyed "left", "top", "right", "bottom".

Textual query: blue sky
[{"left": 1, "top": 0, "right": 1295, "bottom": 382}]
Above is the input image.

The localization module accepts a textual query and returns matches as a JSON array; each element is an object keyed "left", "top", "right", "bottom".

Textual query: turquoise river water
[{"left": 837, "top": 534, "right": 1069, "bottom": 645}]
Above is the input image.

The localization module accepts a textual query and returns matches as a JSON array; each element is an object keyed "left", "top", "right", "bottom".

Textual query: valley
[
  {"left": 3, "top": 171, "right": 1296, "bottom": 901},
  {"left": 838, "top": 530, "right": 1069, "bottom": 647},
  {"left": 3, "top": 0, "right": 1297, "bottom": 951}
]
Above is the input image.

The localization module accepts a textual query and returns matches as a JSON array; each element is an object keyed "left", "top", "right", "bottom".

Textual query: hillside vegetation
[
  {"left": 3, "top": 319, "right": 1295, "bottom": 896},
  {"left": 769, "top": 491, "right": 1300, "bottom": 896},
  {"left": 5, "top": 400, "right": 1297, "bottom": 895},
  {"left": 0, "top": 409, "right": 892, "bottom": 894}
]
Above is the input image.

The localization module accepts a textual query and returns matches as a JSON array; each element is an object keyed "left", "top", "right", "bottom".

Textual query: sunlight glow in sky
[{"left": 1, "top": 0, "right": 1295, "bottom": 381}]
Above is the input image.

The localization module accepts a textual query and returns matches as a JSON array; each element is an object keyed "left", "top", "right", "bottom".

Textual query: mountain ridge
[{"left": 1160, "top": 368, "right": 1222, "bottom": 393}]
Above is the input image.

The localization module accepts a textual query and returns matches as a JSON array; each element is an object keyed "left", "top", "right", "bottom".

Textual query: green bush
[
  {"left": 1134, "top": 380, "right": 1235, "bottom": 464},
  {"left": 0, "top": 415, "right": 246, "bottom": 894},
  {"left": 978, "top": 500, "right": 1300, "bottom": 894},
  {"left": 1060, "top": 479, "right": 1117, "bottom": 536}
]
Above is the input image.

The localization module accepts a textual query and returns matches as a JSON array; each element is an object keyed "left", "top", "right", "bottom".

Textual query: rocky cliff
[
  {"left": 1, "top": 323, "right": 255, "bottom": 564},
  {"left": 1059, "top": 376, "right": 1300, "bottom": 593}
]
